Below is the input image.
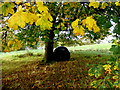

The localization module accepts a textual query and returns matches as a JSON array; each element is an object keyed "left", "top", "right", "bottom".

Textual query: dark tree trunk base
[{"left": 44, "top": 30, "right": 54, "bottom": 63}]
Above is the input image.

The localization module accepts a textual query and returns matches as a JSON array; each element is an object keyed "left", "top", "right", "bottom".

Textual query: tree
[{"left": 0, "top": 1, "right": 120, "bottom": 63}]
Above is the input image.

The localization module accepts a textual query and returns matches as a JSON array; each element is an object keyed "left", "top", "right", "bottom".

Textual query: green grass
[
  {"left": 0, "top": 49, "right": 44, "bottom": 59},
  {"left": 1, "top": 50, "right": 43, "bottom": 73},
  {"left": 68, "top": 43, "right": 112, "bottom": 50},
  {"left": 1, "top": 43, "right": 113, "bottom": 89},
  {"left": 0, "top": 43, "right": 112, "bottom": 59}
]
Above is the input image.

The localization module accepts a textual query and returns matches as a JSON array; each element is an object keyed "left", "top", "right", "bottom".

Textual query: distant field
[
  {"left": 0, "top": 49, "right": 44, "bottom": 59},
  {"left": 68, "top": 43, "right": 112, "bottom": 50},
  {"left": 0, "top": 43, "right": 112, "bottom": 59}
]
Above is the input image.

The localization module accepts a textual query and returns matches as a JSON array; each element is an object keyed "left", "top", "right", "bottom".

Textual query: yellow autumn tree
[{"left": 71, "top": 16, "right": 100, "bottom": 36}]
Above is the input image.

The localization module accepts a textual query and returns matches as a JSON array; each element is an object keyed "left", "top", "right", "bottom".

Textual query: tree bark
[
  {"left": 44, "top": 30, "right": 54, "bottom": 63},
  {"left": 44, "top": 15, "right": 56, "bottom": 63},
  {"left": 1, "top": 31, "right": 7, "bottom": 52}
]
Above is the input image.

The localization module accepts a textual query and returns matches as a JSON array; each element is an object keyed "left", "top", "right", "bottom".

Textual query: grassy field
[
  {"left": 1, "top": 43, "right": 113, "bottom": 89},
  {"left": 0, "top": 43, "right": 112, "bottom": 58},
  {"left": 68, "top": 43, "right": 112, "bottom": 50}
]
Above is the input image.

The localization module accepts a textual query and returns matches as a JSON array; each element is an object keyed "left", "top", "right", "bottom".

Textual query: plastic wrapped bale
[{"left": 53, "top": 46, "right": 70, "bottom": 61}]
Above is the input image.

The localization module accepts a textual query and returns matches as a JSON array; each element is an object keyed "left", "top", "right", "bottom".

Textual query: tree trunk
[
  {"left": 1, "top": 31, "right": 7, "bottom": 52},
  {"left": 44, "top": 30, "right": 54, "bottom": 63}
]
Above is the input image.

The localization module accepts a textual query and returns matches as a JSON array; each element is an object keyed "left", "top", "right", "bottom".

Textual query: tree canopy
[{"left": 1, "top": 1, "right": 120, "bottom": 52}]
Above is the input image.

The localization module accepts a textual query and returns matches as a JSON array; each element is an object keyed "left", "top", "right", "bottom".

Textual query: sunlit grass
[
  {"left": 2, "top": 54, "right": 43, "bottom": 74},
  {"left": 0, "top": 49, "right": 44, "bottom": 59},
  {"left": 68, "top": 43, "right": 112, "bottom": 50}
]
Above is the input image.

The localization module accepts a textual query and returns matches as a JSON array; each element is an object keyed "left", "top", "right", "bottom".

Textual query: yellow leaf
[
  {"left": 115, "top": 1, "right": 120, "bottom": 6},
  {"left": 82, "top": 16, "right": 100, "bottom": 32},
  {"left": 17, "top": 5, "right": 23, "bottom": 12},
  {"left": 35, "top": 18, "right": 42, "bottom": 26},
  {"left": 61, "top": 23, "right": 64, "bottom": 27},
  {"left": 38, "top": 6, "right": 48, "bottom": 13},
  {"left": 8, "top": 21, "right": 18, "bottom": 30},
  {"left": 89, "top": 2, "right": 100, "bottom": 8},
  {"left": 8, "top": 40, "right": 13, "bottom": 46},
  {"left": 100, "top": 2, "right": 108, "bottom": 9},
  {"left": 86, "top": 25, "right": 92, "bottom": 31},
  {"left": 88, "top": 73, "right": 94, "bottom": 76},
  {"left": 9, "top": 39, "right": 22, "bottom": 51},
  {"left": 93, "top": 25, "right": 100, "bottom": 33},
  {"left": 16, "top": 2, "right": 21, "bottom": 5},
  {"left": 36, "top": 2, "right": 48, "bottom": 13},
  {"left": 31, "top": 6, "right": 37, "bottom": 13},
  {"left": 56, "top": 24, "right": 60, "bottom": 29},
  {"left": 36, "top": 1, "right": 43, "bottom": 6},
  {"left": 8, "top": 11, "right": 39, "bottom": 29},
  {"left": 24, "top": 3, "right": 31, "bottom": 6},
  {"left": 47, "top": 13, "right": 53, "bottom": 21},
  {"left": 35, "top": 12, "right": 53, "bottom": 30},
  {"left": 37, "top": 14, "right": 42, "bottom": 17},
  {"left": 73, "top": 25, "right": 85, "bottom": 36},
  {"left": 8, "top": 12, "right": 26, "bottom": 29},
  {"left": 103, "top": 64, "right": 111, "bottom": 70},
  {"left": 71, "top": 19, "right": 79, "bottom": 28},
  {"left": 27, "top": 13, "right": 39, "bottom": 24},
  {"left": 36, "top": 17, "right": 52, "bottom": 30}
]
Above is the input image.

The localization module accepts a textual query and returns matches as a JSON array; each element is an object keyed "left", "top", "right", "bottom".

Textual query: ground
[{"left": 1, "top": 43, "right": 112, "bottom": 89}]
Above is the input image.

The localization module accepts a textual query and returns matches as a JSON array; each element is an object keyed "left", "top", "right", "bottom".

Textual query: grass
[
  {"left": 68, "top": 43, "right": 112, "bottom": 50},
  {"left": 0, "top": 49, "right": 44, "bottom": 59},
  {"left": 0, "top": 43, "right": 112, "bottom": 59},
  {"left": 1, "top": 43, "right": 113, "bottom": 89},
  {"left": 1, "top": 51, "right": 43, "bottom": 75}
]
